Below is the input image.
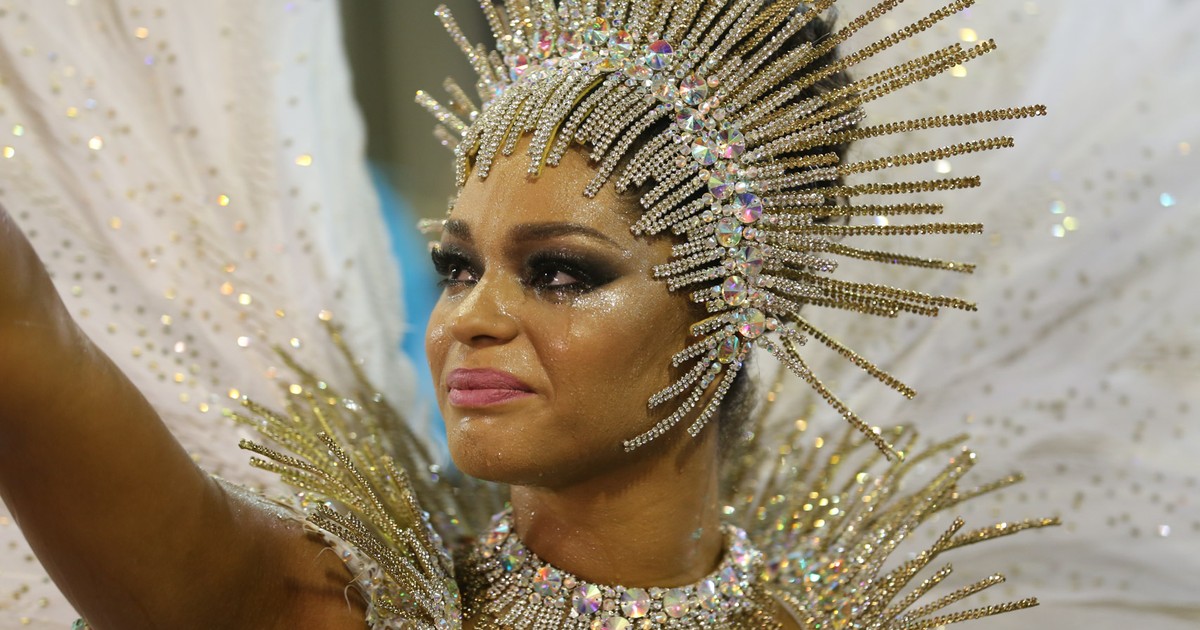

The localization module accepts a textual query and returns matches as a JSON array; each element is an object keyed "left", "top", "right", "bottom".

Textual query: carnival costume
[{"left": 1, "top": 0, "right": 1198, "bottom": 629}]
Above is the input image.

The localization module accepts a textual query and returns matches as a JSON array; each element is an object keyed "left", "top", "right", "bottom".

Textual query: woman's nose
[{"left": 446, "top": 273, "right": 522, "bottom": 347}]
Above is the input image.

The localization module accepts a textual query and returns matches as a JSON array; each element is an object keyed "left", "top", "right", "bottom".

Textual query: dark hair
[{"left": 613, "top": 7, "right": 854, "bottom": 454}]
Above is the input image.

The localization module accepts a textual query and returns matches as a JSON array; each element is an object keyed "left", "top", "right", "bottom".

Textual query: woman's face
[{"left": 425, "top": 142, "right": 698, "bottom": 488}]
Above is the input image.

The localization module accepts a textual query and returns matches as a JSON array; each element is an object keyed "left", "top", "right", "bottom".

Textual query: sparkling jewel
[
  {"left": 722, "top": 276, "right": 748, "bottom": 306},
  {"left": 596, "top": 55, "right": 619, "bottom": 72},
  {"left": 620, "top": 588, "right": 651, "bottom": 618},
  {"left": 714, "top": 218, "right": 742, "bottom": 247},
  {"left": 708, "top": 171, "right": 738, "bottom": 199},
  {"left": 678, "top": 73, "right": 709, "bottom": 106},
  {"left": 714, "top": 127, "right": 746, "bottom": 159},
  {"left": 697, "top": 579, "right": 719, "bottom": 610},
  {"left": 501, "top": 548, "right": 524, "bottom": 572},
  {"left": 652, "top": 76, "right": 678, "bottom": 102},
  {"left": 691, "top": 136, "right": 717, "bottom": 166},
  {"left": 573, "top": 584, "right": 603, "bottom": 615},
  {"left": 533, "top": 29, "right": 554, "bottom": 58},
  {"left": 532, "top": 565, "right": 562, "bottom": 596},
  {"left": 609, "top": 29, "right": 634, "bottom": 56},
  {"left": 507, "top": 54, "right": 531, "bottom": 81},
  {"left": 736, "top": 308, "right": 767, "bottom": 339},
  {"left": 677, "top": 107, "right": 705, "bottom": 132},
  {"left": 645, "top": 40, "right": 675, "bottom": 70},
  {"left": 484, "top": 518, "right": 509, "bottom": 547},
  {"left": 719, "top": 566, "right": 743, "bottom": 595},
  {"left": 593, "top": 617, "right": 631, "bottom": 630},
  {"left": 730, "top": 193, "right": 763, "bottom": 224},
  {"left": 557, "top": 30, "right": 585, "bottom": 60},
  {"left": 627, "top": 61, "right": 652, "bottom": 81},
  {"left": 662, "top": 588, "right": 689, "bottom": 618},
  {"left": 583, "top": 18, "right": 611, "bottom": 47},
  {"left": 717, "top": 335, "right": 741, "bottom": 364},
  {"left": 730, "top": 540, "right": 753, "bottom": 568},
  {"left": 732, "top": 244, "right": 765, "bottom": 276}
]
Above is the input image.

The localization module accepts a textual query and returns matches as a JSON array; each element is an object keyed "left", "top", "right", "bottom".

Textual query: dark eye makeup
[
  {"left": 430, "top": 244, "right": 621, "bottom": 296},
  {"left": 430, "top": 244, "right": 478, "bottom": 288},
  {"left": 525, "top": 250, "right": 620, "bottom": 295}
]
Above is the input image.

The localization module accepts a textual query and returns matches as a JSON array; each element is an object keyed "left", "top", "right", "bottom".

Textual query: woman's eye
[
  {"left": 526, "top": 253, "right": 616, "bottom": 295},
  {"left": 533, "top": 267, "right": 582, "bottom": 288},
  {"left": 448, "top": 264, "right": 475, "bottom": 283},
  {"left": 431, "top": 246, "right": 478, "bottom": 288}
]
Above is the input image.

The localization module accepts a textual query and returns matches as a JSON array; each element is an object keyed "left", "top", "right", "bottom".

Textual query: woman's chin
[
  {"left": 446, "top": 427, "right": 606, "bottom": 488},
  {"left": 449, "top": 448, "right": 568, "bottom": 487}
]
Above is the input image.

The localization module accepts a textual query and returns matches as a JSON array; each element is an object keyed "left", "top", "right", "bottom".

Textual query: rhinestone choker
[{"left": 458, "top": 511, "right": 776, "bottom": 629}]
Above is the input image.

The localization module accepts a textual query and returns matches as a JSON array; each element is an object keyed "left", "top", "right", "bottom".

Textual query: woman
[{"left": 7, "top": 0, "right": 1189, "bottom": 628}]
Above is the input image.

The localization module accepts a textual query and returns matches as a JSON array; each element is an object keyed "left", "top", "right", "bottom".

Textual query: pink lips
[{"left": 446, "top": 368, "right": 535, "bottom": 407}]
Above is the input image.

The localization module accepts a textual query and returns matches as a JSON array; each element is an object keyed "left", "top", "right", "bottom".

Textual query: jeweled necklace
[{"left": 457, "top": 511, "right": 779, "bottom": 629}]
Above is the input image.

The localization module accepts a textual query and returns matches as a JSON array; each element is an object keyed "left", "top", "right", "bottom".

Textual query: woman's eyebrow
[
  {"left": 442, "top": 219, "right": 471, "bottom": 241},
  {"left": 510, "top": 222, "right": 623, "bottom": 249}
]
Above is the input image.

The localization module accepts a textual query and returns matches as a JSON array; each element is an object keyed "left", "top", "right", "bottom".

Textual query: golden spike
[
  {"left": 478, "top": 0, "right": 511, "bottom": 43},
  {"left": 786, "top": 317, "right": 916, "bottom": 398},
  {"left": 416, "top": 91, "right": 468, "bottom": 134},
  {"left": 946, "top": 517, "right": 1063, "bottom": 550},
  {"left": 807, "top": 105, "right": 1049, "bottom": 151},
  {"left": 796, "top": 271, "right": 978, "bottom": 311},
  {"left": 664, "top": 0, "right": 706, "bottom": 43},
  {"left": 790, "top": 222, "right": 983, "bottom": 237},
  {"left": 840, "top": 137, "right": 1015, "bottom": 175},
  {"left": 823, "top": 242, "right": 976, "bottom": 273},
  {"left": 736, "top": 0, "right": 833, "bottom": 57},
  {"left": 785, "top": 202, "right": 945, "bottom": 217},
  {"left": 811, "top": 176, "right": 982, "bottom": 197},
  {"left": 442, "top": 78, "right": 478, "bottom": 119},
  {"left": 897, "top": 598, "right": 1040, "bottom": 630},
  {"left": 760, "top": 336, "right": 898, "bottom": 458}
]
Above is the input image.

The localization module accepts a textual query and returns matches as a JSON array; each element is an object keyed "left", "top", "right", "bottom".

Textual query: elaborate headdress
[{"left": 418, "top": 0, "right": 1045, "bottom": 456}]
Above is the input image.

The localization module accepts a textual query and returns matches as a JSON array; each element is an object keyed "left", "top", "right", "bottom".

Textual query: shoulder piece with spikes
[{"left": 418, "top": 0, "right": 1046, "bottom": 457}]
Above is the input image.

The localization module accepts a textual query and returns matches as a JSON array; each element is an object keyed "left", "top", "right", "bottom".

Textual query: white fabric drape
[
  {"left": 0, "top": 2, "right": 416, "bottom": 625},
  {"left": 776, "top": 1, "right": 1200, "bottom": 627}
]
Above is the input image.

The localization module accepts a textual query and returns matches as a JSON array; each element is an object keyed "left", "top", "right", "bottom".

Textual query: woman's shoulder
[{"left": 230, "top": 351, "right": 488, "bottom": 628}]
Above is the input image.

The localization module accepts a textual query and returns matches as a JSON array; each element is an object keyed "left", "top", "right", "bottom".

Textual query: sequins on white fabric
[
  {"left": 770, "top": 1, "right": 1200, "bottom": 628},
  {"left": 0, "top": 1, "right": 414, "bottom": 625}
]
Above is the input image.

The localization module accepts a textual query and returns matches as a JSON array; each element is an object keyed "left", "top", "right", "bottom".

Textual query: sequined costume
[{"left": 1, "top": 1, "right": 1199, "bottom": 629}]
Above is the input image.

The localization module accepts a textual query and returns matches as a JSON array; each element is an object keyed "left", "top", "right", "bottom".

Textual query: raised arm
[{"left": 0, "top": 205, "right": 366, "bottom": 628}]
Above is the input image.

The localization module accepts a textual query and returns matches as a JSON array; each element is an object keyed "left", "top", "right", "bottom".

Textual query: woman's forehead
[{"left": 450, "top": 143, "right": 639, "bottom": 241}]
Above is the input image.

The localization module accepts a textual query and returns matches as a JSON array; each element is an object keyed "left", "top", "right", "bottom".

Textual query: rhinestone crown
[{"left": 419, "top": 0, "right": 1046, "bottom": 456}]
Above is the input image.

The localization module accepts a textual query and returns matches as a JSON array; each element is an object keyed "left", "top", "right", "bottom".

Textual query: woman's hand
[{"left": 0, "top": 203, "right": 366, "bottom": 628}]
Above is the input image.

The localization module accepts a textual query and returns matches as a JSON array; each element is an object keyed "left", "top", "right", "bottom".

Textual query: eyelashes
[
  {"left": 430, "top": 245, "right": 619, "bottom": 296},
  {"left": 526, "top": 251, "right": 619, "bottom": 294},
  {"left": 431, "top": 245, "right": 477, "bottom": 288}
]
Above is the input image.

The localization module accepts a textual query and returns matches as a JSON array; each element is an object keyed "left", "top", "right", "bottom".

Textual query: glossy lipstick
[{"left": 446, "top": 368, "right": 534, "bottom": 407}]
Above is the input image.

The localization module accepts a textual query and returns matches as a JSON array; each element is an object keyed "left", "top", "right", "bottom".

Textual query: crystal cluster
[{"left": 459, "top": 511, "right": 767, "bottom": 629}]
